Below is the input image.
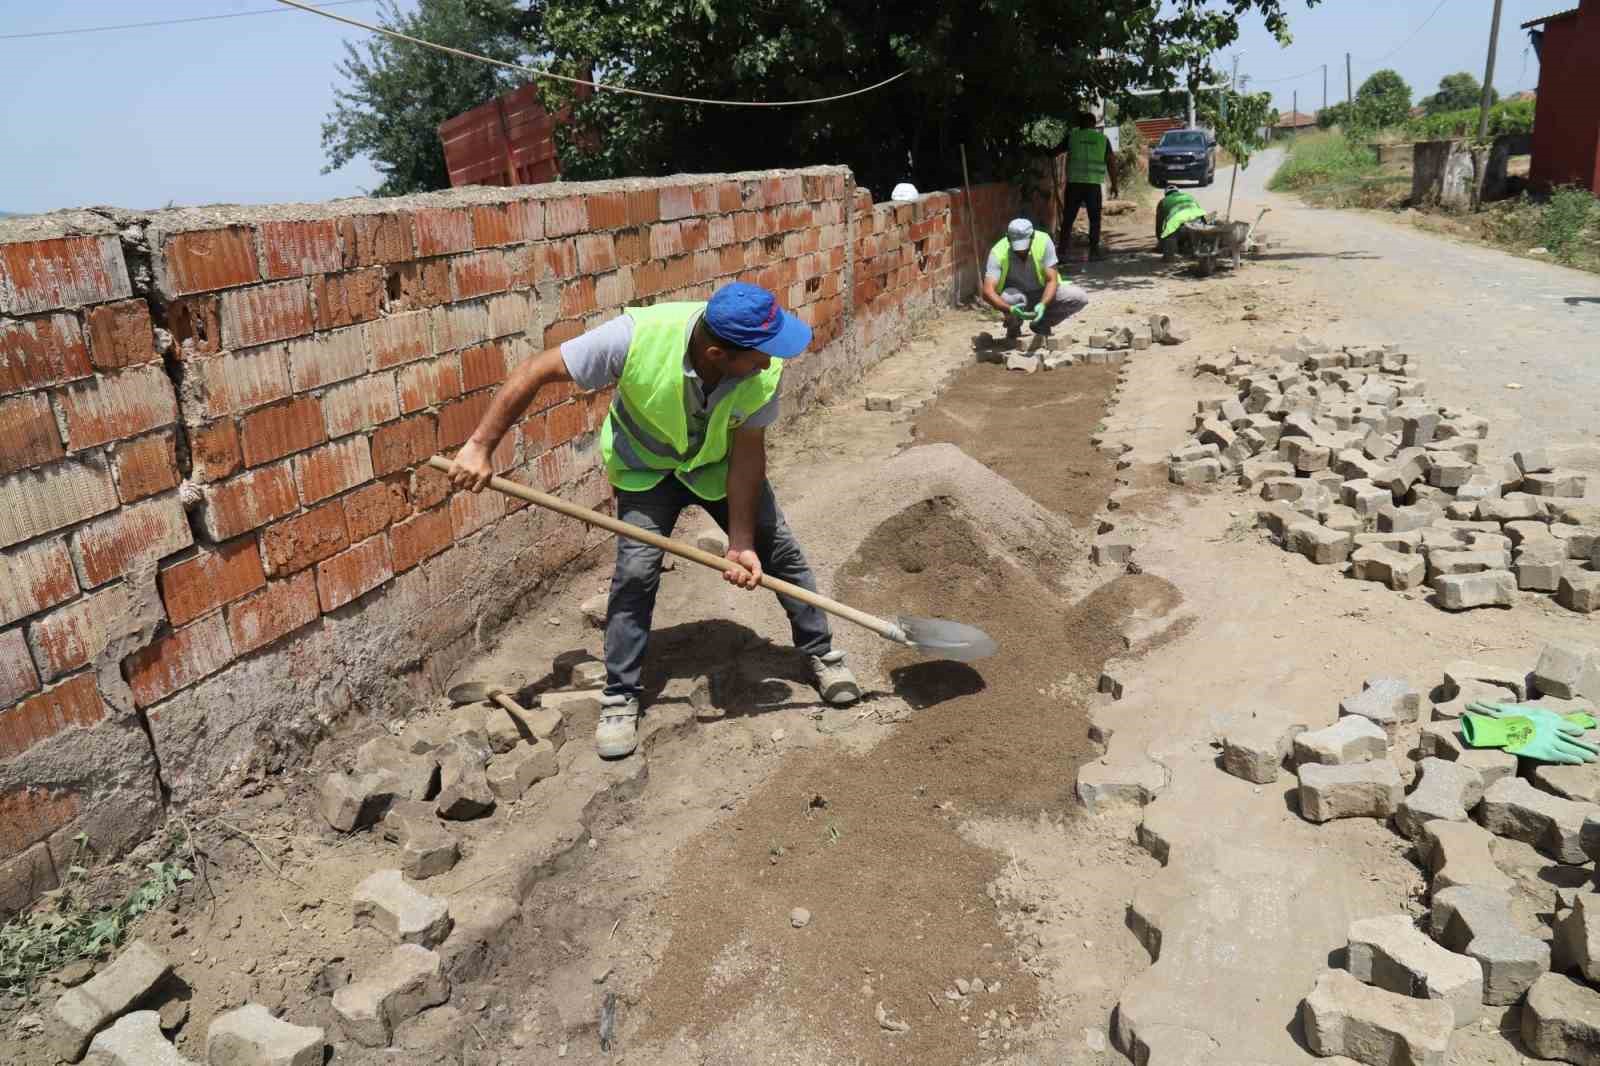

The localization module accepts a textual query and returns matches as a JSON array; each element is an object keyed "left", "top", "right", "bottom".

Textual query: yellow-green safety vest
[
  {"left": 599, "top": 302, "right": 782, "bottom": 501},
  {"left": 1066, "top": 128, "right": 1109, "bottom": 185},
  {"left": 990, "top": 233, "right": 1050, "bottom": 292},
  {"left": 1159, "top": 192, "right": 1206, "bottom": 239}
]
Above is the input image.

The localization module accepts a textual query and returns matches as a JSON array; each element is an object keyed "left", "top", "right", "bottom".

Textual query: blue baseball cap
[{"left": 704, "top": 282, "right": 812, "bottom": 358}]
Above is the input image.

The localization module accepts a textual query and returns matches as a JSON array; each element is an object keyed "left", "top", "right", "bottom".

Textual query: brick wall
[{"left": 0, "top": 165, "right": 1021, "bottom": 913}]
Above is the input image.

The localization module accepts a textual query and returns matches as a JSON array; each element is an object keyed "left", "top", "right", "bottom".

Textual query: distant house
[
  {"left": 1507, "top": 90, "right": 1538, "bottom": 104},
  {"left": 1523, "top": 2, "right": 1600, "bottom": 193},
  {"left": 1272, "top": 111, "right": 1318, "bottom": 139}
]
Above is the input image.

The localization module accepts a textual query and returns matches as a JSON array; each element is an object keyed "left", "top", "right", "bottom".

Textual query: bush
[
  {"left": 1268, "top": 130, "right": 1378, "bottom": 192},
  {"left": 1537, "top": 186, "right": 1599, "bottom": 262},
  {"left": 1406, "top": 99, "right": 1534, "bottom": 141}
]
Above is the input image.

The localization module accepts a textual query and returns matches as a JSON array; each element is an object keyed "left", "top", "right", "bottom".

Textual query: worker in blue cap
[{"left": 450, "top": 282, "right": 860, "bottom": 758}]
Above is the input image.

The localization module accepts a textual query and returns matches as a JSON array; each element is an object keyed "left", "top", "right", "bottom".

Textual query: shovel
[
  {"left": 426, "top": 457, "right": 997, "bottom": 662},
  {"left": 444, "top": 681, "right": 526, "bottom": 718}
]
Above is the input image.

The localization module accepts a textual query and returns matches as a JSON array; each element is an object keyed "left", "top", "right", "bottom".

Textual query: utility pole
[
  {"left": 1322, "top": 64, "right": 1328, "bottom": 117},
  {"left": 1477, "top": 0, "right": 1505, "bottom": 141},
  {"left": 1346, "top": 53, "right": 1353, "bottom": 107},
  {"left": 1293, "top": 90, "right": 1298, "bottom": 131}
]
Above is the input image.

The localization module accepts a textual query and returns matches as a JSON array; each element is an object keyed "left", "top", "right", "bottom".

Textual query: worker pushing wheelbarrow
[{"left": 1155, "top": 184, "right": 1268, "bottom": 277}]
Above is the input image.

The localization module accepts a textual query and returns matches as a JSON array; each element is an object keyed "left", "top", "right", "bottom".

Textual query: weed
[
  {"left": 1537, "top": 186, "right": 1599, "bottom": 263},
  {"left": 1268, "top": 130, "right": 1379, "bottom": 193}
]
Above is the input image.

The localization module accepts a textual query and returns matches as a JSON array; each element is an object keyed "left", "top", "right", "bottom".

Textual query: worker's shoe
[
  {"left": 810, "top": 650, "right": 861, "bottom": 706},
  {"left": 595, "top": 695, "right": 641, "bottom": 759},
  {"left": 1089, "top": 246, "right": 1107, "bottom": 261}
]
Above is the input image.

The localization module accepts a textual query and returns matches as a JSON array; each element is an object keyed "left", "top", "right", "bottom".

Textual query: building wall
[
  {"left": 0, "top": 166, "right": 1021, "bottom": 912},
  {"left": 1529, "top": 5, "right": 1600, "bottom": 194}
]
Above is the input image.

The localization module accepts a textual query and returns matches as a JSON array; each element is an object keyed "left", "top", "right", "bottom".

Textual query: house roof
[
  {"left": 1521, "top": 8, "right": 1579, "bottom": 29},
  {"left": 1508, "top": 90, "right": 1537, "bottom": 102},
  {"left": 1274, "top": 110, "right": 1318, "bottom": 128}
]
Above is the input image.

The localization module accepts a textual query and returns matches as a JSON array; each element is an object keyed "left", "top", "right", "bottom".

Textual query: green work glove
[
  {"left": 1466, "top": 699, "right": 1597, "bottom": 736},
  {"left": 1008, "top": 304, "right": 1031, "bottom": 317},
  {"left": 1030, "top": 304, "right": 1046, "bottom": 322},
  {"left": 1461, "top": 713, "right": 1599, "bottom": 765}
]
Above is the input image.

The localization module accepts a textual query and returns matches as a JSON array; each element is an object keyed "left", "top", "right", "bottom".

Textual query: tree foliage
[
  {"left": 321, "top": 0, "right": 530, "bottom": 196},
  {"left": 1353, "top": 68, "right": 1411, "bottom": 130},
  {"left": 1199, "top": 90, "right": 1278, "bottom": 169},
  {"left": 1421, "top": 72, "right": 1495, "bottom": 116}
]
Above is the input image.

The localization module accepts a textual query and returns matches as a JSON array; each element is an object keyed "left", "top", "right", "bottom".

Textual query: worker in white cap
[{"left": 979, "top": 218, "right": 1089, "bottom": 341}]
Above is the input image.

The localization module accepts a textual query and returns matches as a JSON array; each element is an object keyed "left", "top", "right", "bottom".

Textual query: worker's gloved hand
[
  {"left": 1461, "top": 713, "right": 1600, "bottom": 765},
  {"left": 1466, "top": 699, "right": 1597, "bottom": 736},
  {"left": 1030, "top": 305, "right": 1046, "bottom": 322},
  {"left": 1008, "top": 304, "right": 1030, "bottom": 318}
]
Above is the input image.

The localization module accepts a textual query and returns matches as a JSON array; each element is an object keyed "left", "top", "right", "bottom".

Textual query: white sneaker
[
  {"left": 810, "top": 651, "right": 861, "bottom": 706},
  {"left": 595, "top": 696, "right": 640, "bottom": 759}
]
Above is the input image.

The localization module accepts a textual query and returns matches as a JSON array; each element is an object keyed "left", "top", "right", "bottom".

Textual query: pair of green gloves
[
  {"left": 1008, "top": 303, "right": 1046, "bottom": 323},
  {"left": 1460, "top": 700, "right": 1599, "bottom": 765}
]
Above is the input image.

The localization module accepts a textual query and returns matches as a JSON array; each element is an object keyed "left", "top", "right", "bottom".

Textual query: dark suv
[{"left": 1149, "top": 129, "right": 1217, "bottom": 186}]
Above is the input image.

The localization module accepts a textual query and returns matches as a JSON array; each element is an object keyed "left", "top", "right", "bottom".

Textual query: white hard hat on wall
[{"left": 890, "top": 183, "right": 919, "bottom": 202}]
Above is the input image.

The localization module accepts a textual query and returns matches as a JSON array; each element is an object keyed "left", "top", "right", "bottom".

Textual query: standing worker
[
  {"left": 1060, "top": 112, "right": 1120, "bottom": 261},
  {"left": 981, "top": 218, "right": 1090, "bottom": 341},
  {"left": 447, "top": 282, "right": 861, "bottom": 759}
]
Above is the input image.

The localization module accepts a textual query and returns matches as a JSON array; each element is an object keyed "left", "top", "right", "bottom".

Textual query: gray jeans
[
  {"left": 603, "top": 475, "right": 833, "bottom": 700},
  {"left": 1000, "top": 284, "right": 1090, "bottom": 335}
]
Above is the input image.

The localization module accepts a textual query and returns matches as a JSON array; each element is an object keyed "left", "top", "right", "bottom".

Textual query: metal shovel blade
[
  {"left": 446, "top": 680, "right": 497, "bottom": 705},
  {"left": 897, "top": 616, "right": 998, "bottom": 662}
]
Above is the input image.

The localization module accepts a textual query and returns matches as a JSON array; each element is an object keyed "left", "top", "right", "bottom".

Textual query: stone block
[
  {"left": 1432, "top": 570, "right": 1515, "bottom": 611},
  {"left": 1288, "top": 522, "right": 1353, "bottom": 565},
  {"left": 1091, "top": 534, "right": 1135, "bottom": 567},
  {"left": 1551, "top": 891, "right": 1600, "bottom": 984},
  {"left": 331, "top": 944, "right": 449, "bottom": 1048},
  {"left": 1320, "top": 504, "right": 1364, "bottom": 536},
  {"left": 1425, "top": 548, "right": 1510, "bottom": 582},
  {"left": 381, "top": 801, "right": 459, "bottom": 880},
  {"left": 1532, "top": 762, "right": 1600, "bottom": 805},
  {"left": 1294, "top": 716, "right": 1388, "bottom": 767},
  {"left": 1477, "top": 776, "right": 1598, "bottom": 864},
  {"left": 1282, "top": 437, "right": 1331, "bottom": 473},
  {"left": 1377, "top": 503, "right": 1440, "bottom": 534},
  {"left": 1400, "top": 412, "right": 1440, "bottom": 448},
  {"left": 436, "top": 894, "right": 520, "bottom": 983},
  {"left": 1338, "top": 677, "right": 1421, "bottom": 735},
  {"left": 435, "top": 734, "right": 495, "bottom": 820},
  {"left": 1350, "top": 545, "right": 1426, "bottom": 591},
  {"left": 864, "top": 393, "right": 902, "bottom": 412},
  {"left": 351, "top": 869, "right": 452, "bottom": 947},
  {"left": 1534, "top": 641, "right": 1600, "bottom": 701},
  {"left": 1442, "top": 661, "right": 1527, "bottom": 702},
  {"left": 318, "top": 771, "right": 398, "bottom": 833},
  {"left": 1558, "top": 571, "right": 1600, "bottom": 614},
  {"left": 1168, "top": 458, "right": 1222, "bottom": 485},
  {"left": 1298, "top": 761, "right": 1402, "bottom": 823},
  {"left": 1004, "top": 352, "right": 1041, "bottom": 373},
  {"left": 50, "top": 939, "right": 171, "bottom": 1062},
  {"left": 1354, "top": 530, "right": 1423, "bottom": 554},
  {"left": 1477, "top": 497, "right": 1543, "bottom": 523},
  {"left": 1418, "top": 820, "right": 1514, "bottom": 894},
  {"left": 1380, "top": 447, "right": 1430, "bottom": 496},
  {"left": 206, "top": 1003, "right": 324, "bottom": 1066},
  {"left": 1341, "top": 479, "right": 1392, "bottom": 517},
  {"left": 1240, "top": 459, "right": 1293, "bottom": 490},
  {"left": 1425, "top": 453, "right": 1472, "bottom": 489},
  {"left": 1219, "top": 719, "right": 1302, "bottom": 784},
  {"left": 1524, "top": 470, "right": 1588, "bottom": 498},
  {"left": 1346, "top": 914, "right": 1483, "bottom": 1028},
  {"left": 80, "top": 1010, "right": 195, "bottom": 1066},
  {"left": 1395, "top": 758, "right": 1484, "bottom": 841},
  {"left": 1521, "top": 973, "right": 1600, "bottom": 1065},
  {"left": 1430, "top": 885, "right": 1550, "bottom": 1006},
  {"left": 354, "top": 737, "right": 438, "bottom": 800},
  {"left": 1299, "top": 969, "right": 1451, "bottom": 1066},
  {"left": 1517, "top": 551, "right": 1573, "bottom": 593},
  {"left": 486, "top": 739, "right": 559, "bottom": 800}
]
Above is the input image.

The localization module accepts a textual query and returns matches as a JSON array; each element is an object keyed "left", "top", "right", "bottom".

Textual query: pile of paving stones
[
  {"left": 1219, "top": 640, "right": 1600, "bottom": 1065},
  {"left": 977, "top": 312, "right": 1186, "bottom": 374},
  {"left": 1166, "top": 337, "right": 1598, "bottom": 614}
]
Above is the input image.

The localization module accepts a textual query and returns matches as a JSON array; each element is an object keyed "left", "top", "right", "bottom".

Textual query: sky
[{"left": 0, "top": 1, "right": 1569, "bottom": 216}]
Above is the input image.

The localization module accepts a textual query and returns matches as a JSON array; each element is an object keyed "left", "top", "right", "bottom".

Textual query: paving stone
[
  {"left": 351, "top": 870, "right": 452, "bottom": 947},
  {"left": 1354, "top": 530, "right": 1423, "bottom": 554},
  {"left": 1379, "top": 447, "right": 1431, "bottom": 497},
  {"left": 1524, "top": 470, "right": 1588, "bottom": 498},
  {"left": 435, "top": 894, "right": 521, "bottom": 982},
  {"left": 330, "top": 944, "right": 449, "bottom": 1048},
  {"left": 1517, "top": 550, "right": 1574, "bottom": 593},
  {"left": 485, "top": 739, "right": 559, "bottom": 800},
  {"left": 1076, "top": 752, "right": 1166, "bottom": 812},
  {"left": 1534, "top": 641, "right": 1600, "bottom": 701},
  {"left": 1396, "top": 758, "right": 1484, "bottom": 841},
  {"left": 1425, "top": 453, "right": 1472, "bottom": 489},
  {"left": 1477, "top": 497, "right": 1544, "bottom": 523},
  {"left": 1341, "top": 479, "right": 1392, "bottom": 517},
  {"left": 381, "top": 800, "right": 459, "bottom": 880},
  {"left": 1299, "top": 968, "right": 1451, "bottom": 1066},
  {"left": 1288, "top": 521, "right": 1353, "bottom": 565},
  {"left": 1294, "top": 716, "right": 1388, "bottom": 767},
  {"left": 1298, "top": 761, "right": 1402, "bottom": 823},
  {"left": 206, "top": 1003, "right": 324, "bottom": 1066},
  {"left": 317, "top": 771, "right": 399, "bottom": 832},
  {"left": 1584, "top": 814, "right": 1600, "bottom": 863},
  {"left": 1416, "top": 721, "right": 1519, "bottom": 786},
  {"left": 50, "top": 939, "right": 171, "bottom": 1062},
  {"left": 1004, "top": 352, "right": 1041, "bottom": 373},
  {"left": 1430, "top": 885, "right": 1549, "bottom": 1005},
  {"left": 1339, "top": 678, "right": 1421, "bottom": 736},
  {"left": 1418, "top": 820, "right": 1514, "bottom": 894},
  {"left": 1534, "top": 762, "right": 1600, "bottom": 805},
  {"left": 80, "top": 1010, "right": 195, "bottom": 1066},
  {"left": 434, "top": 734, "right": 495, "bottom": 820},
  {"left": 1432, "top": 570, "right": 1515, "bottom": 610},
  {"left": 397, "top": 718, "right": 451, "bottom": 755},
  {"left": 1520, "top": 973, "right": 1600, "bottom": 1065},
  {"left": 1219, "top": 719, "right": 1302, "bottom": 784},
  {"left": 354, "top": 737, "right": 438, "bottom": 800},
  {"left": 579, "top": 593, "right": 607, "bottom": 627},
  {"left": 1377, "top": 503, "right": 1441, "bottom": 534},
  {"left": 1346, "top": 914, "right": 1483, "bottom": 1028},
  {"left": 1477, "top": 776, "right": 1599, "bottom": 865},
  {"left": 864, "top": 393, "right": 902, "bottom": 412},
  {"left": 1425, "top": 548, "right": 1511, "bottom": 582},
  {"left": 1455, "top": 473, "right": 1501, "bottom": 502},
  {"left": 1350, "top": 545, "right": 1426, "bottom": 591},
  {"left": 1320, "top": 504, "right": 1364, "bottom": 536},
  {"left": 1168, "top": 457, "right": 1224, "bottom": 485},
  {"left": 1514, "top": 448, "right": 1554, "bottom": 475},
  {"left": 1441, "top": 662, "right": 1527, "bottom": 702},
  {"left": 1551, "top": 890, "right": 1600, "bottom": 984},
  {"left": 1558, "top": 571, "right": 1600, "bottom": 614},
  {"left": 1282, "top": 437, "right": 1332, "bottom": 473},
  {"left": 1553, "top": 524, "right": 1600, "bottom": 560},
  {"left": 1091, "top": 534, "right": 1135, "bottom": 566}
]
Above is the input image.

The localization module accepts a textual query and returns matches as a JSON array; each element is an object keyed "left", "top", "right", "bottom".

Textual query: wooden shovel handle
[{"left": 426, "top": 457, "right": 906, "bottom": 644}]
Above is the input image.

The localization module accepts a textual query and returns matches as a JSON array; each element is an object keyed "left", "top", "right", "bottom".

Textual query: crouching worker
[
  {"left": 981, "top": 219, "right": 1089, "bottom": 340},
  {"left": 1155, "top": 185, "right": 1207, "bottom": 261}
]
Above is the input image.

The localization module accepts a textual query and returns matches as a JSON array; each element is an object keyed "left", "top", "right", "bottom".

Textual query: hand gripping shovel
[{"left": 428, "top": 457, "right": 998, "bottom": 662}]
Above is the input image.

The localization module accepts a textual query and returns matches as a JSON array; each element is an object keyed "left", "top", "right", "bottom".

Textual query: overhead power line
[
  {"left": 273, "top": 0, "right": 909, "bottom": 108},
  {"left": 1243, "top": 0, "right": 1450, "bottom": 93},
  {"left": 0, "top": 0, "right": 376, "bottom": 42}
]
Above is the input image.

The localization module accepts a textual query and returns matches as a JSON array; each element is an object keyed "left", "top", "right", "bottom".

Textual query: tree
[
  {"left": 1352, "top": 68, "right": 1411, "bottom": 130},
  {"left": 1316, "top": 100, "right": 1350, "bottom": 129},
  {"left": 1200, "top": 91, "right": 1277, "bottom": 168},
  {"left": 1421, "top": 72, "right": 1496, "bottom": 115},
  {"left": 321, "top": 0, "right": 529, "bottom": 196}
]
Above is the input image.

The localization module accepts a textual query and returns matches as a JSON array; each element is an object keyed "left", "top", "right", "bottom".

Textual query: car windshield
[{"left": 1160, "top": 132, "right": 1207, "bottom": 148}]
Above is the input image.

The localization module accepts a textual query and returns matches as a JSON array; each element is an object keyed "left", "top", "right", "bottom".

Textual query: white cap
[
  {"left": 1006, "top": 218, "right": 1035, "bottom": 251},
  {"left": 890, "top": 182, "right": 919, "bottom": 202}
]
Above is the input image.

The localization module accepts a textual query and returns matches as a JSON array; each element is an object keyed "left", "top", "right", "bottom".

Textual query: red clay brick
[
  {"left": 293, "top": 436, "right": 373, "bottom": 504},
  {"left": 625, "top": 189, "right": 661, "bottom": 226},
  {"left": 0, "top": 788, "right": 81, "bottom": 857},
  {"left": 576, "top": 233, "right": 618, "bottom": 274},
  {"left": 313, "top": 267, "right": 385, "bottom": 330},
  {"left": 225, "top": 570, "right": 320, "bottom": 655},
  {"left": 23, "top": 583, "right": 128, "bottom": 682},
  {"left": 220, "top": 281, "right": 313, "bottom": 349},
  {"left": 188, "top": 420, "right": 241, "bottom": 483},
  {"left": 285, "top": 327, "right": 368, "bottom": 391},
  {"left": 1, "top": 235, "right": 130, "bottom": 314},
  {"left": 239, "top": 395, "right": 327, "bottom": 467},
  {"left": 315, "top": 533, "right": 393, "bottom": 611},
  {"left": 321, "top": 374, "right": 398, "bottom": 438},
  {"left": 389, "top": 506, "right": 451, "bottom": 573},
  {"left": 585, "top": 388, "right": 612, "bottom": 432},
  {"left": 717, "top": 181, "right": 743, "bottom": 212},
  {"left": 72, "top": 495, "right": 194, "bottom": 587},
  {"left": 409, "top": 464, "right": 450, "bottom": 511},
  {"left": 158, "top": 537, "right": 266, "bottom": 626},
  {"left": 460, "top": 342, "right": 508, "bottom": 393},
  {"left": 371, "top": 413, "right": 439, "bottom": 477},
  {"left": 124, "top": 614, "right": 233, "bottom": 707},
  {"left": 559, "top": 278, "right": 598, "bottom": 319},
  {"left": 649, "top": 223, "right": 684, "bottom": 260},
  {"left": 612, "top": 228, "right": 648, "bottom": 267},
  {"left": 367, "top": 311, "right": 433, "bottom": 369},
  {"left": 437, "top": 391, "right": 493, "bottom": 450},
  {"left": 57, "top": 364, "right": 177, "bottom": 450},
  {"left": 339, "top": 213, "right": 412, "bottom": 267},
  {"left": 519, "top": 408, "right": 551, "bottom": 454},
  {"left": 412, "top": 208, "right": 474, "bottom": 257},
  {"left": 595, "top": 269, "right": 635, "bottom": 308},
  {"left": 260, "top": 500, "right": 349, "bottom": 577},
  {"left": 516, "top": 200, "right": 546, "bottom": 241},
  {"left": 396, "top": 354, "right": 462, "bottom": 414},
  {"left": 449, "top": 250, "right": 512, "bottom": 301},
  {"left": 162, "top": 227, "right": 259, "bottom": 295},
  {"left": 85, "top": 299, "right": 157, "bottom": 370},
  {"left": 343, "top": 479, "right": 410, "bottom": 541},
  {"left": 0, "top": 673, "right": 104, "bottom": 759},
  {"left": 680, "top": 219, "right": 709, "bottom": 253},
  {"left": 0, "top": 538, "right": 79, "bottom": 627},
  {"left": 199, "top": 462, "right": 299, "bottom": 540},
  {"left": 166, "top": 294, "right": 222, "bottom": 357},
  {"left": 384, "top": 260, "right": 450, "bottom": 311},
  {"left": 543, "top": 319, "right": 584, "bottom": 349},
  {"left": 536, "top": 442, "right": 577, "bottom": 491},
  {"left": 0, "top": 628, "right": 40, "bottom": 706},
  {"left": 536, "top": 239, "right": 579, "bottom": 282},
  {"left": 470, "top": 203, "right": 527, "bottom": 247},
  {"left": 193, "top": 345, "right": 293, "bottom": 418},
  {"left": 0, "top": 314, "right": 91, "bottom": 396},
  {"left": 449, "top": 485, "right": 505, "bottom": 539},
  {"left": 546, "top": 400, "right": 587, "bottom": 447},
  {"left": 659, "top": 186, "right": 697, "bottom": 221},
  {"left": 544, "top": 196, "right": 588, "bottom": 238},
  {"left": 261, "top": 219, "right": 341, "bottom": 279},
  {"left": 112, "top": 429, "right": 181, "bottom": 502},
  {"left": 586, "top": 192, "right": 628, "bottom": 230},
  {"left": 0, "top": 393, "right": 64, "bottom": 476}
]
